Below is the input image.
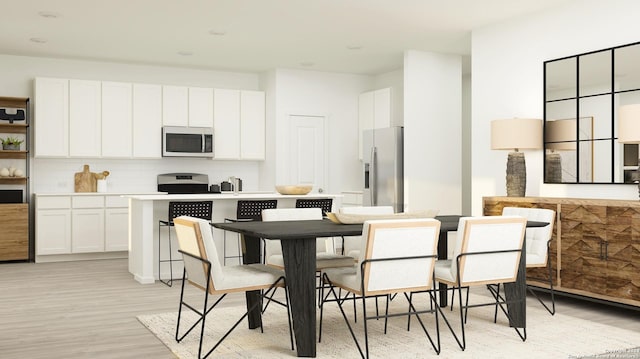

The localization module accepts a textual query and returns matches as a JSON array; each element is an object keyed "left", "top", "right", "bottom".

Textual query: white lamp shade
[
  {"left": 546, "top": 119, "right": 577, "bottom": 151},
  {"left": 619, "top": 104, "right": 640, "bottom": 144},
  {"left": 491, "top": 118, "right": 543, "bottom": 150}
]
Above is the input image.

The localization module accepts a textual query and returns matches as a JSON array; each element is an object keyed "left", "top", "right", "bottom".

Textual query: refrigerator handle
[{"left": 370, "top": 146, "right": 377, "bottom": 206}]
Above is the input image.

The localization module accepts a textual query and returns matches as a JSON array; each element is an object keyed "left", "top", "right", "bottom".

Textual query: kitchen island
[{"left": 126, "top": 192, "right": 342, "bottom": 284}]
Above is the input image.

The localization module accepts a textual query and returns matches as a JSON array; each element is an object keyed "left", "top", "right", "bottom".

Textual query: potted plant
[{"left": 1, "top": 136, "right": 24, "bottom": 150}]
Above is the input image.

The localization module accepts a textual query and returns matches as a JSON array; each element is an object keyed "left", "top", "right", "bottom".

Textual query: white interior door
[{"left": 289, "top": 115, "right": 327, "bottom": 193}]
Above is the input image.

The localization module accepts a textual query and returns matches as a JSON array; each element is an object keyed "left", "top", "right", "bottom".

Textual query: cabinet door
[
  {"left": 69, "top": 80, "right": 102, "bottom": 157},
  {"left": 373, "top": 87, "right": 392, "bottom": 129},
  {"left": 162, "top": 85, "right": 188, "bottom": 126},
  {"left": 240, "top": 90, "right": 265, "bottom": 160},
  {"left": 213, "top": 88, "right": 241, "bottom": 159},
  {"left": 132, "top": 83, "right": 162, "bottom": 158},
  {"left": 188, "top": 87, "right": 214, "bottom": 127},
  {"left": 0, "top": 204, "right": 29, "bottom": 261},
  {"left": 358, "top": 91, "right": 374, "bottom": 160},
  {"left": 34, "top": 77, "right": 69, "bottom": 157},
  {"left": 102, "top": 81, "right": 133, "bottom": 158},
  {"left": 603, "top": 206, "right": 640, "bottom": 301},
  {"left": 105, "top": 208, "right": 129, "bottom": 251},
  {"left": 71, "top": 209, "right": 105, "bottom": 253},
  {"left": 36, "top": 209, "right": 71, "bottom": 255},
  {"left": 560, "top": 204, "right": 607, "bottom": 295}
]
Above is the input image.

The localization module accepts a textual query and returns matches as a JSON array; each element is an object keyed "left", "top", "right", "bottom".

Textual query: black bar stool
[
  {"left": 223, "top": 199, "right": 278, "bottom": 265},
  {"left": 158, "top": 201, "right": 213, "bottom": 286}
]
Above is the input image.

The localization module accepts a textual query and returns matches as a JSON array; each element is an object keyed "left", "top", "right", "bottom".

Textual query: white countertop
[
  {"left": 35, "top": 192, "right": 165, "bottom": 197},
  {"left": 125, "top": 192, "right": 343, "bottom": 201}
]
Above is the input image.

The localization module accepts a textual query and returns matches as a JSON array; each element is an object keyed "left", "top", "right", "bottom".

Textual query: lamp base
[
  {"left": 506, "top": 151, "right": 526, "bottom": 197},
  {"left": 546, "top": 152, "right": 562, "bottom": 183}
]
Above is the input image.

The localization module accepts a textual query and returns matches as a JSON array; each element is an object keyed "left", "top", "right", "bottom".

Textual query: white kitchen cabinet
[
  {"left": 214, "top": 89, "right": 265, "bottom": 160},
  {"left": 132, "top": 83, "right": 162, "bottom": 158},
  {"left": 358, "top": 87, "right": 392, "bottom": 159},
  {"left": 213, "top": 88, "right": 241, "bottom": 159},
  {"left": 72, "top": 209, "right": 105, "bottom": 253},
  {"left": 188, "top": 87, "right": 214, "bottom": 127},
  {"left": 36, "top": 194, "right": 129, "bottom": 261},
  {"left": 102, "top": 81, "right": 133, "bottom": 158},
  {"left": 36, "top": 209, "right": 71, "bottom": 255},
  {"left": 105, "top": 195, "right": 129, "bottom": 251},
  {"left": 69, "top": 79, "right": 102, "bottom": 157},
  {"left": 34, "top": 77, "right": 69, "bottom": 157},
  {"left": 36, "top": 196, "right": 72, "bottom": 255},
  {"left": 162, "top": 85, "right": 188, "bottom": 126},
  {"left": 240, "top": 90, "right": 265, "bottom": 160}
]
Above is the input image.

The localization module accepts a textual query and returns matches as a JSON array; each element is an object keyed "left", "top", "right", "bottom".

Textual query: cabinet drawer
[
  {"left": 72, "top": 196, "right": 104, "bottom": 208},
  {"left": 105, "top": 195, "right": 128, "bottom": 208},
  {"left": 37, "top": 196, "right": 71, "bottom": 209}
]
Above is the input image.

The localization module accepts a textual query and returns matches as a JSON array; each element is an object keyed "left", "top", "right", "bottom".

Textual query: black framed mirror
[{"left": 544, "top": 41, "right": 640, "bottom": 184}]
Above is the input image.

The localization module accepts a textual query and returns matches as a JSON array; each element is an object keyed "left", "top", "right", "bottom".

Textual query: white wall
[
  {"left": 0, "top": 54, "right": 266, "bottom": 194},
  {"left": 273, "top": 69, "right": 372, "bottom": 194},
  {"left": 404, "top": 50, "right": 462, "bottom": 214},
  {"left": 471, "top": 0, "right": 640, "bottom": 215}
]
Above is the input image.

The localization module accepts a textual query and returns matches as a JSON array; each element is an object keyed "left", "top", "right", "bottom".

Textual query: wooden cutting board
[{"left": 74, "top": 165, "right": 97, "bottom": 192}]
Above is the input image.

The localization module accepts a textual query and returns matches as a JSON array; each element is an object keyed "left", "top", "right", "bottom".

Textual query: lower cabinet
[
  {"left": 483, "top": 196, "right": 640, "bottom": 308},
  {"left": 0, "top": 204, "right": 29, "bottom": 261},
  {"left": 36, "top": 194, "right": 129, "bottom": 261}
]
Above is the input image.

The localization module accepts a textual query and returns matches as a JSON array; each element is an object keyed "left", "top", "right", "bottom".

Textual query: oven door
[{"left": 162, "top": 126, "right": 214, "bottom": 157}]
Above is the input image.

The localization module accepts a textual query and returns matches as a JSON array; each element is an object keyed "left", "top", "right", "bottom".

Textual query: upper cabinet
[
  {"left": 34, "top": 78, "right": 69, "bottom": 157},
  {"left": 214, "top": 89, "right": 265, "bottom": 160},
  {"left": 102, "top": 81, "right": 133, "bottom": 158},
  {"left": 34, "top": 77, "right": 265, "bottom": 161},
  {"left": 188, "top": 87, "right": 214, "bottom": 128},
  {"left": 69, "top": 80, "right": 102, "bottom": 157},
  {"left": 132, "top": 84, "right": 162, "bottom": 158},
  {"left": 358, "top": 87, "right": 392, "bottom": 159}
]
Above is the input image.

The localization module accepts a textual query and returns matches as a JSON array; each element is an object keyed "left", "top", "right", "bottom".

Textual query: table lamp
[
  {"left": 618, "top": 104, "right": 640, "bottom": 199},
  {"left": 545, "top": 119, "right": 577, "bottom": 182},
  {"left": 491, "top": 118, "right": 543, "bottom": 197}
]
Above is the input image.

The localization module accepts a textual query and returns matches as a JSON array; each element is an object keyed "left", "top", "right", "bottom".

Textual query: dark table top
[{"left": 212, "top": 214, "right": 549, "bottom": 240}]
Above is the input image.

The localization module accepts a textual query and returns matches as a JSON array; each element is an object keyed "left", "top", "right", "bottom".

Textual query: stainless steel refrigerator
[{"left": 362, "top": 126, "right": 404, "bottom": 212}]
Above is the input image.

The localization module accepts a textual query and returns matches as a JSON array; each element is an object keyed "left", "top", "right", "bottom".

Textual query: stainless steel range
[{"left": 157, "top": 173, "right": 209, "bottom": 194}]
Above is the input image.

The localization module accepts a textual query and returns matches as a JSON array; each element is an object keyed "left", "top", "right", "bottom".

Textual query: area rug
[{"left": 138, "top": 294, "right": 640, "bottom": 359}]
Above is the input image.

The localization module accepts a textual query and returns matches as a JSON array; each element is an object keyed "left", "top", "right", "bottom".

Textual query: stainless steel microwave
[{"left": 162, "top": 126, "right": 214, "bottom": 158}]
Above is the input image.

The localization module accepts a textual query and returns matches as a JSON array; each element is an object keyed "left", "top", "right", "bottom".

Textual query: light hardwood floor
[{"left": 0, "top": 258, "right": 638, "bottom": 358}]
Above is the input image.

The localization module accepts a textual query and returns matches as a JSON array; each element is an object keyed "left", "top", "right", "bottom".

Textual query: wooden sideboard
[{"left": 483, "top": 196, "right": 640, "bottom": 308}]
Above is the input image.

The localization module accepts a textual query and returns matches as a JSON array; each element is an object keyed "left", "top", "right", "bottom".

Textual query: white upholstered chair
[
  {"left": 339, "top": 206, "right": 394, "bottom": 258},
  {"left": 262, "top": 208, "right": 355, "bottom": 270},
  {"left": 172, "top": 216, "right": 293, "bottom": 358},
  {"left": 434, "top": 215, "right": 527, "bottom": 350},
  {"left": 319, "top": 218, "right": 442, "bottom": 358},
  {"left": 502, "top": 206, "right": 556, "bottom": 314}
]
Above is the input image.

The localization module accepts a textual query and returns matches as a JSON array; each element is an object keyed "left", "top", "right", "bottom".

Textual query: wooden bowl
[{"left": 275, "top": 185, "right": 313, "bottom": 195}]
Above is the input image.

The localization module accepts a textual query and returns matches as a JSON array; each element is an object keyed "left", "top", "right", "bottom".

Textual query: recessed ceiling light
[
  {"left": 300, "top": 62, "right": 315, "bottom": 67},
  {"left": 177, "top": 51, "right": 193, "bottom": 56},
  {"left": 208, "top": 30, "right": 227, "bottom": 36},
  {"left": 38, "top": 11, "right": 62, "bottom": 19},
  {"left": 346, "top": 45, "right": 363, "bottom": 50},
  {"left": 30, "top": 38, "right": 48, "bottom": 44}
]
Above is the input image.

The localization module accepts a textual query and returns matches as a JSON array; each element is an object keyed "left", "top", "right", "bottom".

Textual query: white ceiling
[{"left": 1, "top": 0, "right": 575, "bottom": 75}]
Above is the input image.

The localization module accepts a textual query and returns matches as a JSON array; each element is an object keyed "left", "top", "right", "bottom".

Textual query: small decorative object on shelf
[
  {"left": 0, "top": 108, "right": 25, "bottom": 124},
  {"left": 1, "top": 136, "right": 23, "bottom": 151}
]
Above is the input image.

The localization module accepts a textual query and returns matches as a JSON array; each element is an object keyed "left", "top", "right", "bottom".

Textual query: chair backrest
[
  {"left": 502, "top": 207, "right": 555, "bottom": 267},
  {"left": 173, "top": 216, "right": 223, "bottom": 293},
  {"left": 236, "top": 200, "right": 278, "bottom": 221},
  {"left": 339, "top": 206, "right": 394, "bottom": 215},
  {"left": 295, "top": 198, "right": 333, "bottom": 215},
  {"left": 262, "top": 208, "right": 324, "bottom": 258},
  {"left": 357, "top": 218, "right": 440, "bottom": 295},
  {"left": 168, "top": 201, "right": 213, "bottom": 222},
  {"left": 451, "top": 216, "right": 526, "bottom": 286}
]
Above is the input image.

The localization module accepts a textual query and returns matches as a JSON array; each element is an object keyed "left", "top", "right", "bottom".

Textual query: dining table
[{"left": 212, "top": 215, "right": 548, "bottom": 358}]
